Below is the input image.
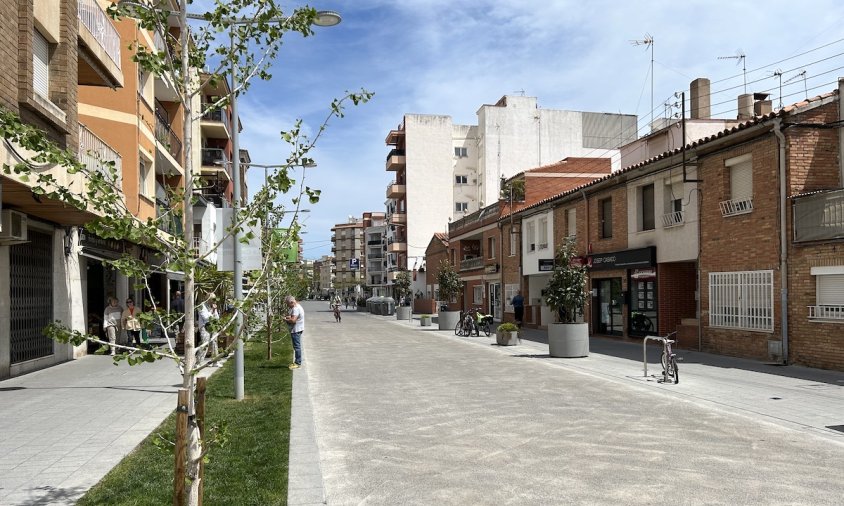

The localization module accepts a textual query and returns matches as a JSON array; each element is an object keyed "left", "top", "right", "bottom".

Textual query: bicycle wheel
[
  {"left": 660, "top": 350, "right": 668, "bottom": 372},
  {"left": 454, "top": 320, "right": 463, "bottom": 336},
  {"left": 670, "top": 356, "right": 679, "bottom": 384},
  {"left": 482, "top": 323, "right": 491, "bottom": 337}
]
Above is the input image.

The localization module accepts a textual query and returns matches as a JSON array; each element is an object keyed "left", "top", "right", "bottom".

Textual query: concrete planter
[
  {"left": 420, "top": 316, "right": 432, "bottom": 327},
  {"left": 438, "top": 310, "right": 460, "bottom": 330},
  {"left": 495, "top": 331, "right": 519, "bottom": 346},
  {"left": 396, "top": 306, "right": 412, "bottom": 320},
  {"left": 548, "top": 323, "right": 589, "bottom": 358}
]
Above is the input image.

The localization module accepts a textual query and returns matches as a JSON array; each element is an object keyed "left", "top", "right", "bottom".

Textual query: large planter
[
  {"left": 396, "top": 306, "right": 412, "bottom": 320},
  {"left": 548, "top": 323, "right": 589, "bottom": 358},
  {"left": 495, "top": 331, "right": 519, "bottom": 346},
  {"left": 438, "top": 310, "right": 460, "bottom": 330}
]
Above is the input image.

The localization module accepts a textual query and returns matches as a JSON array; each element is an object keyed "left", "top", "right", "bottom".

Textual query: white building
[{"left": 385, "top": 95, "right": 637, "bottom": 275}]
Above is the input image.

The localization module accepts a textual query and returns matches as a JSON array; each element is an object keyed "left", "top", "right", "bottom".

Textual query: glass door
[
  {"left": 594, "top": 278, "right": 623, "bottom": 336},
  {"left": 489, "top": 283, "right": 502, "bottom": 321},
  {"left": 629, "top": 269, "right": 657, "bottom": 337}
]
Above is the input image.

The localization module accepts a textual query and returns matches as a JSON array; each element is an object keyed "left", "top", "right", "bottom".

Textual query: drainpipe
[
  {"left": 773, "top": 119, "right": 789, "bottom": 364},
  {"left": 580, "top": 189, "right": 590, "bottom": 329}
]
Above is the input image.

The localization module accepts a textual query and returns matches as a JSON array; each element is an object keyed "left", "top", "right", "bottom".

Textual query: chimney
[
  {"left": 754, "top": 98, "right": 772, "bottom": 116},
  {"left": 738, "top": 94, "right": 754, "bottom": 120},
  {"left": 690, "top": 78, "right": 711, "bottom": 119}
]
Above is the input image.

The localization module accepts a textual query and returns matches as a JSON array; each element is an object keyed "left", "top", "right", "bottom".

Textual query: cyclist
[{"left": 331, "top": 294, "right": 342, "bottom": 323}]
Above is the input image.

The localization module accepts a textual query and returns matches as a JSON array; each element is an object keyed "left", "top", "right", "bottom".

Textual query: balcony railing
[
  {"left": 192, "top": 236, "right": 209, "bottom": 255},
  {"left": 794, "top": 189, "right": 844, "bottom": 242},
  {"left": 719, "top": 197, "right": 753, "bottom": 217},
  {"left": 202, "top": 104, "right": 231, "bottom": 129},
  {"left": 807, "top": 305, "right": 844, "bottom": 321},
  {"left": 460, "top": 257, "right": 484, "bottom": 271},
  {"left": 154, "top": 104, "right": 182, "bottom": 161},
  {"left": 201, "top": 148, "right": 229, "bottom": 168},
  {"left": 661, "top": 210, "right": 685, "bottom": 228},
  {"left": 386, "top": 148, "right": 405, "bottom": 161},
  {"left": 78, "top": 0, "right": 122, "bottom": 69},
  {"left": 79, "top": 123, "right": 122, "bottom": 190}
]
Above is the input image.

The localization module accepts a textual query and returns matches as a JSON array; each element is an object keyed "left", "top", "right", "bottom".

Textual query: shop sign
[
  {"left": 631, "top": 268, "right": 656, "bottom": 280},
  {"left": 538, "top": 259, "right": 555, "bottom": 272},
  {"left": 484, "top": 264, "right": 499, "bottom": 274},
  {"left": 588, "top": 246, "right": 656, "bottom": 271}
]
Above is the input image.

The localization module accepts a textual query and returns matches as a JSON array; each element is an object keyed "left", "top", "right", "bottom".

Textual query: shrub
[
  {"left": 497, "top": 322, "right": 519, "bottom": 332},
  {"left": 544, "top": 237, "right": 588, "bottom": 323}
]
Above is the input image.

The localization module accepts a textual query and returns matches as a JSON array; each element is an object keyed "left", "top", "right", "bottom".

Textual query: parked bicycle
[
  {"left": 454, "top": 308, "right": 478, "bottom": 336},
  {"left": 660, "top": 331, "right": 679, "bottom": 384},
  {"left": 475, "top": 309, "right": 494, "bottom": 337}
]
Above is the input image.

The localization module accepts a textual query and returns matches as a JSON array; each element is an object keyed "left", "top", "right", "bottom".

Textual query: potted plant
[
  {"left": 496, "top": 322, "right": 520, "bottom": 346},
  {"left": 420, "top": 314, "right": 432, "bottom": 327},
  {"left": 393, "top": 269, "right": 413, "bottom": 320},
  {"left": 545, "top": 237, "right": 590, "bottom": 357},
  {"left": 437, "top": 260, "right": 462, "bottom": 330}
]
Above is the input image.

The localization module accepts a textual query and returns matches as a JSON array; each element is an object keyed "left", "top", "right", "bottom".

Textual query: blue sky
[{"left": 225, "top": 0, "right": 844, "bottom": 259}]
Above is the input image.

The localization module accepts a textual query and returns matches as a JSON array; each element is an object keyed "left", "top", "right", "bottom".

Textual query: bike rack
[{"left": 643, "top": 335, "right": 666, "bottom": 378}]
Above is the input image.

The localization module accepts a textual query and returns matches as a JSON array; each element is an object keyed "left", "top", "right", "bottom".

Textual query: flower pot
[
  {"left": 420, "top": 316, "right": 432, "bottom": 327},
  {"left": 496, "top": 331, "right": 519, "bottom": 346},
  {"left": 438, "top": 310, "right": 460, "bottom": 330},
  {"left": 548, "top": 322, "right": 589, "bottom": 358},
  {"left": 396, "top": 306, "right": 412, "bottom": 320}
]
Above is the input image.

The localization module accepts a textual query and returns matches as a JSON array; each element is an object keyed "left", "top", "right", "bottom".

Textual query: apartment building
[
  {"left": 364, "top": 220, "right": 388, "bottom": 296},
  {"left": 0, "top": 0, "right": 123, "bottom": 378},
  {"left": 331, "top": 217, "right": 364, "bottom": 296},
  {"left": 384, "top": 96, "right": 637, "bottom": 282},
  {"left": 316, "top": 254, "right": 335, "bottom": 297}
]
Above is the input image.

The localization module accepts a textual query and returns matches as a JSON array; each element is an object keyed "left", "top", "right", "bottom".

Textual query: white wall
[{"left": 521, "top": 210, "right": 555, "bottom": 276}]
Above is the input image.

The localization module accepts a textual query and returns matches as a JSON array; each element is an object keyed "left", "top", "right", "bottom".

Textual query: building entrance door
[
  {"left": 594, "top": 278, "right": 623, "bottom": 336},
  {"left": 489, "top": 283, "right": 501, "bottom": 321},
  {"left": 629, "top": 269, "right": 657, "bottom": 337}
]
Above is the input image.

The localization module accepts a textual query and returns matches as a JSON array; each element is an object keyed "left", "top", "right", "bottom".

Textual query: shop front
[{"left": 588, "top": 246, "right": 657, "bottom": 338}]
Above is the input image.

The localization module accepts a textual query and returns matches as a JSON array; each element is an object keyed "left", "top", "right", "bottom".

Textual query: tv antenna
[
  {"left": 770, "top": 68, "right": 784, "bottom": 109},
  {"left": 784, "top": 69, "right": 808, "bottom": 99},
  {"left": 511, "top": 89, "right": 526, "bottom": 96},
  {"left": 718, "top": 50, "right": 747, "bottom": 94},
  {"left": 630, "top": 33, "right": 654, "bottom": 128}
]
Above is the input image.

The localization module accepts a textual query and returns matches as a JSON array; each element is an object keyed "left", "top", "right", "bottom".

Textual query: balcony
[
  {"left": 200, "top": 103, "right": 231, "bottom": 139},
  {"left": 386, "top": 181, "right": 406, "bottom": 199},
  {"left": 79, "top": 123, "right": 122, "bottom": 192},
  {"left": 390, "top": 213, "right": 407, "bottom": 225},
  {"left": 386, "top": 149, "right": 406, "bottom": 171},
  {"left": 154, "top": 102, "right": 183, "bottom": 174},
  {"left": 661, "top": 210, "right": 685, "bottom": 228},
  {"left": 808, "top": 305, "right": 844, "bottom": 321},
  {"left": 200, "top": 148, "right": 232, "bottom": 181},
  {"left": 719, "top": 196, "right": 753, "bottom": 217},
  {"left": 794, "top": 189, "right": 844, "bottom": 242},
  {"left": 460, "top": 257, "right": 484, "bottom": 271},
  {"left": 77, "top": 0, "right": 123, "bottom": 88},
  {"left": 388, "top": 241, "right": 407, "bottom": 253}
]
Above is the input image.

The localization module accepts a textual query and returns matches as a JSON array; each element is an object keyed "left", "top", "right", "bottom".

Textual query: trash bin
[
  {"left": 369, "top": 296, "right": 382, "bottom": 315},
  {"left": 383, "top": 297, "right": 396, "bottom": 316},
  {"left": 366, "top": 296, "right": 378, "bottom": 314}
]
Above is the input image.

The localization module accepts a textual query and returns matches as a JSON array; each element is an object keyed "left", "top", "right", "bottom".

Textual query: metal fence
[
  {"left": 793, "top": 189, "right": 844, "bottom": 242},
  {"left": 79, "top": 123, "right": 122, "bottom": 190},
  {"left": 78, "top": 0, "right": 122, "bottom": 68}
]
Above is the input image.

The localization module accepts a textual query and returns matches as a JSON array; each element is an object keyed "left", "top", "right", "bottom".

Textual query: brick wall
[
  {"left": 588, "top": 186, "right": 628, "bottom": 254},
  {"left": 657, "top": 262, "right": 697, "bottom": 336},
  {"left": 786, "top": 101, "right": 840, "bottom": 194}
]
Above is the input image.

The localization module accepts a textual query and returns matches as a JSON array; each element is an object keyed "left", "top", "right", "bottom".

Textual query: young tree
[
  {"left": 393, "top": 269, "right": 413, "bottom": 306},
  {"left": 2, "top": 1, "right": 370, "bottom": 504},
  {"left": 544, "top": 237, "right": 588, "bottom": 323},
  {"left": 436, "top": 260, "right": 462, "bottom": 305}
]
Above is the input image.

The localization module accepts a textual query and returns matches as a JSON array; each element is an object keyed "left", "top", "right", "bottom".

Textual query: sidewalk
[{"left": 0, "top": 355, "right": 216, "bottom": 506}]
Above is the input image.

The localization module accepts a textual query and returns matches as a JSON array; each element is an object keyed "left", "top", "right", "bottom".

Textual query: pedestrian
[
  {"left": 103, "top": 296, "right": 122, "bottom": 355},
  {"left": 196, "top": 293, "right": 221, "bottom": 366},
  {"left": 122, "top": 297, "right": 143, "bottom": 348},
  {"left": 284, "top": 295, "right": 305, "bottom": 369},
  {"left": 170, "top": 290, "right": 185, "bottom": 335},
  {"left": 512, "top": 290, "right": 525, "bottom": 327}
]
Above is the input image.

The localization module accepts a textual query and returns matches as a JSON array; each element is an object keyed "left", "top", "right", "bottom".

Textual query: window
[
  {"left": 600, "top": 198, "right": 613, "bottom": 238},
  {"left": 487, "top": 237, "right": 496, "bottom": 259},
  {"left": 526, "top": 221, "right": 536, "bottom": 251},
  {"left": 473, "top": 285, "right": 484, "bottom": 305},
  {"left": 721, "top": 154, "right": 753, "bottom": 216},
  {"left": 455, "top": 202, "right": 468, "bottom": 212},
  {"left": 139, "top": 156, "right": 153, "bottom": 198},
  {"left": 809, "top": 267, "right": 844, "bottom": 320},
  {"left": 567, "top": 208, "right": 577, "bottom": 238},
  {"left": 454, "top": 147, "right": 468, "bottom": 158},
  {"left": 455, "top": 175, "right": 468, "bottom": 184},
  {"left": 538, "top": 217, "right": 548, "bottom": 249},
  {"left": 709, "top": 270, "right": 773, "bottom": 331},
  {"left": 509, "top": 228, "right": 517, "bottom": 256},
  {"left": 641, "top": 184, "right": 655, "bottom": 231},
  {"left": 33, "top": 30, "right": 50, "bottom": 98},
  {"left": 504, "top": 284, "right": 519, "bottom": 311}
]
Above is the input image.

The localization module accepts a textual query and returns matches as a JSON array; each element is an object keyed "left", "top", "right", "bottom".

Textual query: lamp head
[{"left": 314, "top": 10, "right": 342, "bottom": 27}]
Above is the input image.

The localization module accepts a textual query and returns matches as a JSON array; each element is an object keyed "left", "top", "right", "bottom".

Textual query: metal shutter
[
  {"left": 33, "top": 30, "right": 49, "bottom": 98},
  {"left": 730, "top": 162, "right": 753, "bottom": 199},
  {"left": 818, "top": 274, "right": 844, "bottom": 305}
]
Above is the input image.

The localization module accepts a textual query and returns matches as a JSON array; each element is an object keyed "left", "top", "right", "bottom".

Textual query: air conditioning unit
[{"left": 0, "top": 209, "right": 27, "bottom": 243}]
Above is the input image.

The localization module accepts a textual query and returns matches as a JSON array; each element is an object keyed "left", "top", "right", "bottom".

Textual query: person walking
[
  {"left": 103, "top": 297, "right": 123, "bottom": 355},
  {"left": 196, "top": 294, "right": 220, "bottom": 366},
  {"left": 284, "top": 295, "right": 305, "bottom": 369},
  {"left": 332, "top": 294, "right": 342, "bottom": 323},
  {"left": 122, "top": 297, "right": 143, "bottom": 348},
  {"left": 512, "top": 290, "right": 525, "bottom": 327}
]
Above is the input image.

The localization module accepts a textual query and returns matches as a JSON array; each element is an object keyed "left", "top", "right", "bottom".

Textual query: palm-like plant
[{"left": 544, "top": 238, "right": 588, "bottom": 323}]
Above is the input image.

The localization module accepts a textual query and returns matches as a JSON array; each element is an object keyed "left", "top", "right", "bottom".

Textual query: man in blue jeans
[{"left": 284, "top": 295, "right": 305, "bottom": 369}]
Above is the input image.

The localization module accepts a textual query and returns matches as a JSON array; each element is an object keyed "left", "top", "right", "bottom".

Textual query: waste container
[
  {"left": 383, "top": 297, "right": 396, "bottom": 316},
  {"left": 369, "top": 296, "right": 383, "bottom": 315},
  {"left": 366, "top": 296, "right": 378, "bottom": 314}
]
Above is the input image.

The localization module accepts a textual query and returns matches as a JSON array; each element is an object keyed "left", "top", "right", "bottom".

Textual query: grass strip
[{"left": 78, "top": 331, "right": 293, "bottom": 505}]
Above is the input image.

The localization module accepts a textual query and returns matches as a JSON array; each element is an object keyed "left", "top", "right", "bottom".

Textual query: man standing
[
  {"left": 170, "top": 290, "right": 185, "bottom": 335},
  {"left": 512, "top": 290, "right": 525, "bottom": 327},
  {"left": 284, "top": 295, "right": 305, "bottom": 369},
  {"left": 197, "top": 294, "right": 220, "bottom": 366}
]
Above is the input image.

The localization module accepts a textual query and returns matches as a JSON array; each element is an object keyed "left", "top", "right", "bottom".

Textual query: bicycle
[
  {"left": 332, "top": 304, "right": 341, "bottom": 323},
  {"left": 660, "top": 331, "right": 679, "bottom": 384},
  {"left": 454, "top": 309, "right": 478, "bottom": 337},
  {"left": 475, "top": 310, "right": 494, "bottom": 337},
  {"left": 630, "top": 312, "right": 654, "bottom": 334}
]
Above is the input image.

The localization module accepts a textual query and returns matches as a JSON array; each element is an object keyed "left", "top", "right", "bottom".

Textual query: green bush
[{"left": 497, "top": 322, "right": 519, "bottom": 332}]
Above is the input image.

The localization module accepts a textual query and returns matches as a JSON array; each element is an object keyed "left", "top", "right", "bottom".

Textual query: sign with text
[
  {"left": 349, "top": 258, "right": 360, "bottom": 270},
  {"left": 588, "top": 246, "right": 656, "bottom": 271},
  {"left": 538, "top": 259, "right": 555, "bottom": 272}
]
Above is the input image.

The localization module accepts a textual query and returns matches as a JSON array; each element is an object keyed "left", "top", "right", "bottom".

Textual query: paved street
[{"left": 291, "top": 301, "right": 844, "bottom": 505}]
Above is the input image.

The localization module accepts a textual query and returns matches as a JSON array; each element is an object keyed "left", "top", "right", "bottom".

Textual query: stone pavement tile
[{"left": 287, "top": 486, "right": 325, "bottom": 505}]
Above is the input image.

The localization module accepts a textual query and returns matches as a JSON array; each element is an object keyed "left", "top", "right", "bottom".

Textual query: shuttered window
[
  {"left": 33, "top": 30, "right": 50, "bottom": 98},
  {"left": 641, "top": 184, "right": 655, "bottom": 230},
  {"left": 818, "top": 274, "right": 844, "bottom": 305},
  {"left": 567, "top": 208, "right": 576, "bottom": 237},
  {"left": 729, "top": 159, "right": 753, "bottom": 200}
]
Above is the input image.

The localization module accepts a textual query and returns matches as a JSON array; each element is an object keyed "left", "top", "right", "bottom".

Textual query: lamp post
[{"left": 189, "top": 11, "right": 341, "bottom": 400}]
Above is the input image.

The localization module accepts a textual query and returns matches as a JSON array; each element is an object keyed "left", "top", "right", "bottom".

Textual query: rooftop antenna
[
  {"left": 511, "top": 89, "right": 526, "bottom": 96},
  {"left": 784, "top": 69, "right": 808, "bottom": 99},
  {"left": 630, "top": 33, "right": 655, "bottom": 128},
  {"left": 718, "top": 50, "right": 747, "bottom": 94},
  {"left": 770, "top": 68, "right": 784, "bottom": 109}
]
